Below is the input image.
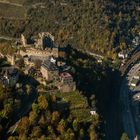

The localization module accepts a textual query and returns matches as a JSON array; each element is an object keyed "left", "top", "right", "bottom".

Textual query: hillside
[
  {"left": 0, "top": 0, "right": 24, "bottom": 4},
  {"left": 0, "top": 3, "right": 26, "bottom": 19},
  {"left": 0, "top": 0, "right": 139, "bottom": 58}
]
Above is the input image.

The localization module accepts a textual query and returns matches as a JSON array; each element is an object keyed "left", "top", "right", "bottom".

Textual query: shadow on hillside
[
  {"left": 4, "top": 73, "right": 39, "bottom": 138},
  {"left": 65, "top": 45, "right": 123, "bottom": 140}
]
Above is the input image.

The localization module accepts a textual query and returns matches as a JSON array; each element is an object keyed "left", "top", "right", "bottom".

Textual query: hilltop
[{"left": 0, "top": 0, "right": 139, "bottom": 58}]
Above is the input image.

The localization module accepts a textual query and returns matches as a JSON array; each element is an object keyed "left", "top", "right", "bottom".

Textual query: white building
[
  {"left": 118, "top": 52, "right": 128, "bottom": 59},
  {"left": 134, "top": 75, "right": 140, "bottom": 80},
  {"left": 40, "top": 59, "right": 59, "bottom": 81}
]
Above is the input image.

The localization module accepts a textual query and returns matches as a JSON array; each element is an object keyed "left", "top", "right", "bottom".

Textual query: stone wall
[{"left": 19, "top": 48, "right": 58, "bottom": 58}]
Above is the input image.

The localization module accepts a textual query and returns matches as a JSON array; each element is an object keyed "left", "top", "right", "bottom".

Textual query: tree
[
  {"left": 3, "top": 102, "right": 13, "bottom": 118},
  {"left": 38, "top": 114, "right": 47, "bottom": 128},
  {"left": 119, "top": 42, "right": 126, "bottom": 50},
  {"left": 38, "top": 95, "right": 48, "bottom": 110},
  {"left": 29, "top": 111, "right": 38, "bottom": 125},
  {"left": 17, "top": 117, "right": 30, "bottom": 134},
  {"left": 47, "top": 125, "right": 54, "bottom": 135},
  {"left": 7, "top": 136, "right": 16, "bottom": 140},
  {"left": 0, "top": 84, "right": 11, "bottom": 102},
  {"left": 31, "top": 126, "right": 42, "bottom": 138},
  {"left": 79, "top": 128, "right": 85, "bottom": 140},
  {"left": 38, "top": 135, "right": 47, "bottom": 140},
  {"left": 50, "top": 94, "right": 56, "bottom": 103},
  {"left": 32, "top": 103, "right": 40, "bottom": 114},
  {"left": 51, "top": 111, "right": 60, "bottom": 124},
  {"left": 57, "top": 119, "right": 66, "bottom": 134},
  {"left": 18, "top": 134, "right": 28, "bottom": 140},
  {"left": 89, "top": 125, "right": 97, "bottom": 140},
  {"left": 121, "top": 133, "right": 130, "bottom": 140},
  {"left": 89, "top": 130, "right": 97, "bottom": 140},
  {"left": 72, "top": 119, "right": 79, "bottom": 132},
  {"left": 66, "top": 128, "right": 75, "bottom": 140},
  {"left": 26, "top": 84, "right": 32, "bottom": 95}
]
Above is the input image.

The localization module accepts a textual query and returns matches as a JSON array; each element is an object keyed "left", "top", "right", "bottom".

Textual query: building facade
[
  {"left": 58, "top": 72, "right": 76, "bottom": 93},
  {"left": 41, "top": 60, "right": 59, "bottom": 81}
]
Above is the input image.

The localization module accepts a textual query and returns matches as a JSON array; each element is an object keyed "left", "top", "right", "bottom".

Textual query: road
[
  {"left": 120, "top": 61, "right": 140, "bottom": 140},
  {"left": 120, "top": 79, "right": 136, "bottom": 139},
  {"left": 104, "top": 48, "right": 140, "bottom": 140},
  {"left": 120, "top": 51, "right": 140, "bottom": 75},
  {"left": 127, "top": 62, "right": 140, "bottom": 139},
  {"left": 77, "top": 48, "right": 104, "bottom": 59}
]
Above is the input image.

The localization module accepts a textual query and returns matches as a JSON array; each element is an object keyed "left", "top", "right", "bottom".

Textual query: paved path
[{"left": 77, "top": 48, "right": 104, "bottom": 59}]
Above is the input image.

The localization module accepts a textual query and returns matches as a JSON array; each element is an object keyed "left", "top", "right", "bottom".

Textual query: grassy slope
[{"left": 0, "top": 3, "right": 26, "bottom": 18}]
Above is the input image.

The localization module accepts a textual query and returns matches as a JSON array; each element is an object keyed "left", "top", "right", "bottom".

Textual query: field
[
  {"left": 0, "top": 2, "right": 26, "bottom": 19},
  {"left": 0, "top": 0, "right": 24, "bottom": 4}
]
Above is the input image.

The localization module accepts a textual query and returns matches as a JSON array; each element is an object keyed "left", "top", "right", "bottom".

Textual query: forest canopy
[{"left": 0, "top": 0, "right": 139, "bottom": 58}]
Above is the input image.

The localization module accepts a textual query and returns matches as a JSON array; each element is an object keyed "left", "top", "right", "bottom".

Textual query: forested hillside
[{"left": 0, "top": 0, "right": 139, "bottom": 57}]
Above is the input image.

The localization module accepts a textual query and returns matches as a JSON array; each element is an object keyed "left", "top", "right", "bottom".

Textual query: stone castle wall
[{"left": 19, "top": 48, "right": 58, "bottom": 58}]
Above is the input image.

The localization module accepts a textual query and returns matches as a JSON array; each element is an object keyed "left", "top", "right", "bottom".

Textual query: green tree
[
  {"left": 72, "top": 119, "right": 79, "bottom": 132},
  {"left": 57, "top": 119, "right": 66, "bottom": 134},
  {"left": 17, "top": 117, "right": 30, "bottom": 134},
  {"left": 89, "top": 125, "right": 97, "bottom": 140},
  {"left": 38, "top": 135, "right": 47, "bottom": 140},
  {"left": 38, "top": 95, "right": 48, "bottom": 110},
  {"left": 26, "top": 84, "right": 32, "bottom": 95},
  {"left": 32, "top": 103, "right": 40, "bottom": 114},
  {"left": 121, "top": 133, "right": 130, "bottom": 140},
  {"left": 38, "top": 114, "right": 47, "bottom": 128},
  {"left": 29, "top": 111, "right": 38, "bottom": 125},
  {"left": 0, "top": 84, "right": 11, "bottom": 101},
  {"left": 31, "top": 126, "right": 42, "bottom": 138},
  {"left": 3, "top": 102, "right": 13, "bottom": 118},
  {"left": 79, "top": 128, "right": 85, "bottom": 140},
  {"left": 19, "top": 134, "right": 28, "bottom": 140},
  {"left": 7, "top": 136, "right": 16, "bottom": 140},
  {"left": 66, "top": 128, "right": 75, "bottom": 140},
  {"left": 51, "top": 111, "right": 60, "bottom": 124},
  {"left": 47, "top": 125, "right": 54, "bottom": 135}
]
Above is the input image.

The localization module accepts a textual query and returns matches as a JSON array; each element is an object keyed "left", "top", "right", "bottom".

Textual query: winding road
[{"left": 119, "top": 48, "right": 140, "bottom": 139}]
